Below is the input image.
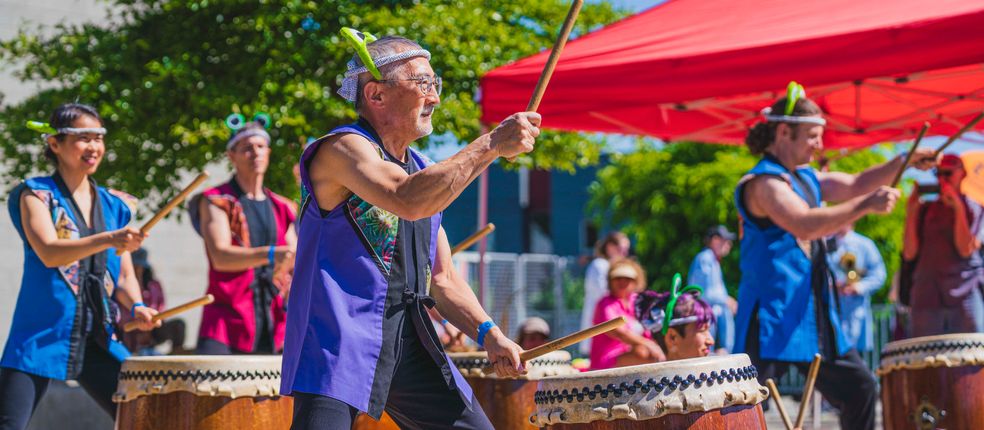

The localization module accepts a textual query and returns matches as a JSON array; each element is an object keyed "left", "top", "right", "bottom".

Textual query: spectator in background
[
  {"left": 636, "top": 281, "right": 716, "bottom": 361},
  {"left": 826, "top": 225, "right": 886, "bottom": 353},
  {"left": 120, "top": 248, "right": 188, "bottom": 355},
  {"left": 687, "top": 225, "right": 737, "bottom": 354},
  {"left": 580, "top": 231, "right": 630, "bottom": 355},
  {"left": 904, "top": 154, "right": 984, "bottom": 336},
  {"left": 516, "top": 317, "right": 551, "bottom": 350},
  {"left": 590, "top": 259, "right": 664, "bottom": 369}
]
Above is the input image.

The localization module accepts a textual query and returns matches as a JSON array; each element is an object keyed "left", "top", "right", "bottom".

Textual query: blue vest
[
  {"left": 733, "top": 158, "right": 848, "bottom": 362},
  {"left": 3, "top": 176, "right": 133, "bottom": 380}
]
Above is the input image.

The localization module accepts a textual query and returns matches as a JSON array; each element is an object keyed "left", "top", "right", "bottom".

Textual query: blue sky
[{"left": 598, "top": 0, "right": 665, "bottom": 12}]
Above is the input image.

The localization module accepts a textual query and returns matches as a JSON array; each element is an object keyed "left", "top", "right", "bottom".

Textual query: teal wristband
[
  {"left": 477, "top": 321, "right": 495, "bottom": 347},
  {"left": 268, "top": 245, "right": 276, "bottom": 266},
  {"left": 131, "top": 302, "right": 145, "bottom": 318}
]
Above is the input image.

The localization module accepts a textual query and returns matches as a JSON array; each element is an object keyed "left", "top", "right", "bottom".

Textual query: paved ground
[{"left": 765, "top": 394, "right": 847, "bottom": 429}]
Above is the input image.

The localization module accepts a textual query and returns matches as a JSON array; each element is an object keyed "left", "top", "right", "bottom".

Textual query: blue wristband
[
  {"left": 131, "top": 302, "right": 146, "bottom": 318},
  {"left": 268, "top": 245, "right": 276, "bottom": 266},
  {"left": 477, "top": 321, "right": 495, "bottom": 347}
]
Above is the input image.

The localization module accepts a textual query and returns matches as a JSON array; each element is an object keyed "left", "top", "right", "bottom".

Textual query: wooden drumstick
[
  {"left": 891, "top": 122, "right": 930, "bottom": 187},
  {"left": 794, "top": 353, "right": 822, "bottom": 429},
  {"left": 527, "top": 0, "right": 582, "bottom": 113},
  {"left": 505, "top": 0, "right": 584, "bottom": 162},
  {"left": 766, "top": 378, "right": 794, "bottom": 430},
  {"left": 451, "top": 223, "right": 495, "bottom": 255},
  {"left": 123, "top": 294, "right": 214, "bottom": 332},
  {"left": 481, "top": 316, "right": 626, "bottom": 375},
  {"left": 115, "top": 172, "right": 210, "bottom": 255},
  {"left": 934, "top": 111, "right": 984, "bottom": 156}
]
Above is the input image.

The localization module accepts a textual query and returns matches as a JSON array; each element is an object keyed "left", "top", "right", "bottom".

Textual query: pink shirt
[{"left": 589, "top": 293, "right": 649, "bottom": 370}]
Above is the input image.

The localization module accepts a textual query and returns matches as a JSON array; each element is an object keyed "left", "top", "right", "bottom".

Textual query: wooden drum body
[
  {"left": 353, "top": 350, "right": 576, "bottom": 430},
  {"left": 530, "top": 354, "right": 768, "bottom": 430},
  {"left": 113, "top": 356, "right": 291, "bottom": 430},
  {"left": 452, "top": 351, "right": 578, "bottom": 430},
  {"left": 878, "top": 333, "right": 984, "bottom": 430}
]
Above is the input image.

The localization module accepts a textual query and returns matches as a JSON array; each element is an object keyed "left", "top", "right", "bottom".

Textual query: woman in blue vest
[
  {"left": 0, "top": 103, "right": 160, "bottom": 430},
  {"left": 733, "top": 83, "right": 935, "bottom": 430}
]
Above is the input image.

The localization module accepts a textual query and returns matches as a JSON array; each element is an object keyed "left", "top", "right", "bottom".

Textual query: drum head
[
  {"left": 530, "top": 354, "right": 768, "bottom": 426},
  {"left": 113, "top": 355, "right": 283, "bottom": 402},
  {"left": 449, "top": 350, "right": 577, "bottom": 379},
  {"left": 878, "top": 333, "right": 984, "bottom": 376}
]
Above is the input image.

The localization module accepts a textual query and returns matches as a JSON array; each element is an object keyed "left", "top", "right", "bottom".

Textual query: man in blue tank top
[
  {"left": 282, "top": 30, "right": 538, "bottom": 429},
  {"left": 733, "top": 83, "right": 935, "bottom": 430}
]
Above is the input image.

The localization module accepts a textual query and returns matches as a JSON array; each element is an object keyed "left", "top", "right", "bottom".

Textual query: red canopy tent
[{"left": 480, "top": 0, "right": 984, "bottom": 149}]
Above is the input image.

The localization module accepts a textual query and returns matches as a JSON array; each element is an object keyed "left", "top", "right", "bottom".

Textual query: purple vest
[{"left": 280, "top": 122, "right": 473, "bottom": 418}]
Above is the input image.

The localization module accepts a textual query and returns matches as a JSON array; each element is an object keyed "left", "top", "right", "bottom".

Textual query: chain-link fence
[
  {"left": 454, "top": 251, "right": 583, "bottom": 342},
  {"left": 455, "top": 251, "right": 900, "bottom": 397}
]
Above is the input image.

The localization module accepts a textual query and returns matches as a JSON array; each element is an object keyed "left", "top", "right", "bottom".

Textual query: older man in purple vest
[{"left": 281, "top": 32, "right": 539, "bottom": 429}]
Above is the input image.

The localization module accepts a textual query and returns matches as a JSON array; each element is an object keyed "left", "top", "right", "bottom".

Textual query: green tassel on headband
[
  {"left": 26, "top": 121, "right": 57, "bottom": 135},
  {"left": 340, "top": 27, "right": 381, "bottom": 80},
  {"left": 784, "top": 81, "right": 807, "bottom": 116},
  {"left": 661, "top": 273, "right": 704, "bottom": 336}
]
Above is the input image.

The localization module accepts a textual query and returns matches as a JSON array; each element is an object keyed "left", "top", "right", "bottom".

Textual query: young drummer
[
  {"left": 0, "top": 103, "right": 159, "bottom": 429},
  {"left": 636, "top": 274, "right": 716, "bottom": 361}
]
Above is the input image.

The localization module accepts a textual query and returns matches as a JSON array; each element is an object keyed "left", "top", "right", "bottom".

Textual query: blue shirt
[
  {"left": 688, "top": 248, "right": 729, "bottom": 305},
  {"left": 827, "top": 230, "right": 886, "bottom": 352}
]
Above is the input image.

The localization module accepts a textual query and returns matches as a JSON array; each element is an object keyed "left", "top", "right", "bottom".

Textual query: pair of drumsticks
[
  {"left": 889, "top": 112, "right": 984, "bottom": 188},
  {"left": 766, "top": 353, "right": 822, "bottom": 430}
]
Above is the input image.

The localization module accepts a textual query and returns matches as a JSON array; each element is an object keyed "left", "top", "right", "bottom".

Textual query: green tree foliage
[
  {"left": 588, "top": 143, "right": 905, "bottom": 303},
  {"left": 0, "top": 0, "right": 623, "bottom": 208}
]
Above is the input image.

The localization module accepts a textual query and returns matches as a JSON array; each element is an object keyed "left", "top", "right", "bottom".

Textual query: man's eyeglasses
[
  {"left": 937, "top": 169, "right": 957, "bottom": 178},
  {"left": 376, "top": 76, "right": 442, "bottom": 97}
]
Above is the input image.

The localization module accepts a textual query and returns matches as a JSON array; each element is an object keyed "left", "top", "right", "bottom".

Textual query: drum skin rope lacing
[
  {"left": 118, "top": 369, "right": 282, "bottom": 382},
  {"left": 533, "top": 365, "right": 759, "bottom": 405},
  {"left": 880, "top": 340, "right": 984, "bottom": 359},
  {"left": 452, "top": 357, "right": 568, "bottom": 369}
]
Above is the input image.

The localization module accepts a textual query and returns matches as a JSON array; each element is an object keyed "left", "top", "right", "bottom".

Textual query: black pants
[
  {"left": 0, "top": 340, "right": 122, "bottom": 430},
  {"left": 291, "top": 327, "right": 492, "bottom": 430},
  {"left": 153, "top": 319, "right": 186, "bottom": 349},
  {"left": 746, "top": 320, "right": 877, "bottom": 430}
]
